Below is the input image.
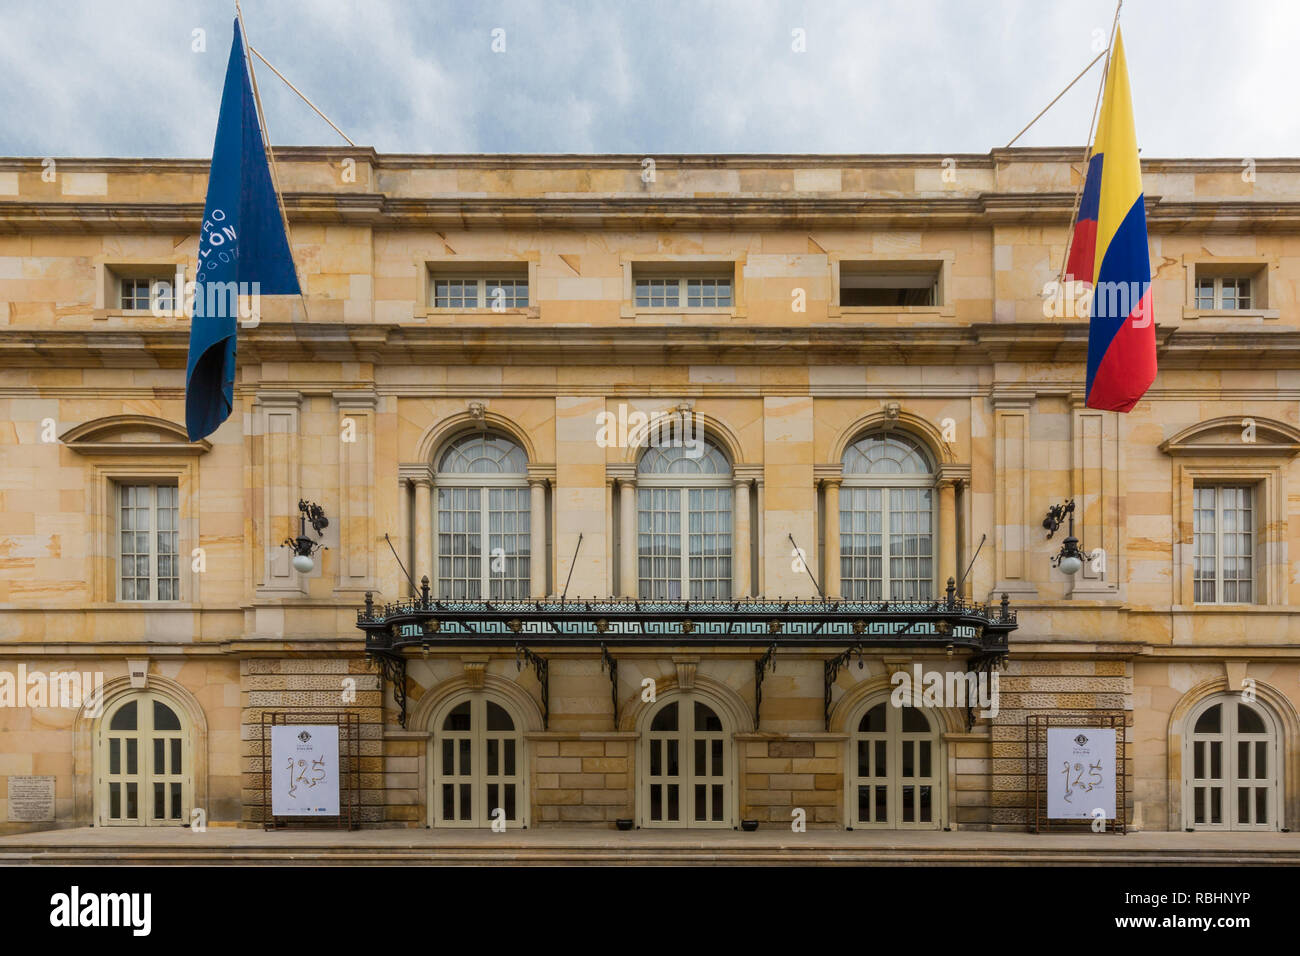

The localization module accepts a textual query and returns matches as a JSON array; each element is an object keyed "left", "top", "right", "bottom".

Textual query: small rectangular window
[
  {"left": 636, "top": 278, "right": 680, "bottom": 308},
  {"left": 433, "top": 278, "right": 477, "bottom": 309},
  {"left": 632, "top": 264, "right": 734, "bottom": 310},
  {"left": 840, "top": 261, "right": 941, "bottom": 307},
  {"left": 428, "top": 265, "right": 528, "bottom": 309},
  {"left": 1194, "top": 279, "right": 1216, "bottom": 310},
  {"left": 117, "top": 275, "right": 174, "bottom": 312},
  {"left": 1191, "top": 264, "right": 1264, "bottom": 311},
  {"left": 119, "top": 483, "right": 180, "bottom": 602},
  {"left": 1193, "top": 484, "right": 1254, "bottom": 604},
  {"left": 484, "top": 278, "right": 528, "bottom": 309}
]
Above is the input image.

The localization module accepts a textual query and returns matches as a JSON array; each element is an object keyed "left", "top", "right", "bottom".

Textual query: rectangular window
[
  {"left": 1194, "top": 278, "right": 1216, "bottom": 310},
  {"left": 118, "top": 276, "right": 174, "bottom": 312},
  {"left": 840, "top": 486, "right": 933, "bottom": 601},
  {"left": 636, "top": 278, "right": 681, "bottom": 308},
  {"left": 118, "top": 483, "right": 179, "bottom": 601},
  {"left": 637, "top": 487, "right": 732, "bottom": 600},
  {"left": 1191, "top": 265, "right": 1264, "bottom": 311},
  {"left": 686, "top": 278, "right": 730, "bottom": 308},
  {"left": 436, "top": 486, "right": 531, "bottom": 600},
  {"left": 840, "top": 262, "right": 941, "bottom": 307},
  {"left": 429, "top": 267, "right": 529, "bottom": 309},
  {"left": 433, "top": 279, "right": 478, "bottom": 309},
  {"left": 632, "top": 267, "right": 733, "bottom": 309},
  {"left": 1194, "top": 485, "right": 1254, "bottom": 604}
]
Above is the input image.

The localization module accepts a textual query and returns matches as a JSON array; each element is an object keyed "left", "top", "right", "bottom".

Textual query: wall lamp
[
  {"left": 283, "top": 499, "right": 329, "bottom": 574},
  {"left": 1042, "top": 499, "right": 1084, "bottom": 576}
]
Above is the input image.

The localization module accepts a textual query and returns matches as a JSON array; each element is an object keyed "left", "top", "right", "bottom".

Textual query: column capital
[
  {"left": 608, "top": 462, "right": 636, "bottom": 489},
  {"left": 734, "top": 463, "right": 763, "bottom": 484},
  {"left": 332, "top": 388, "right": 379, "bottom": 410},
  {"left": 526, "top": 463, "right": 556, "bottom": 485},
  {"left": 399, "top": 463, "right": 433, "bottom": 487},
  {"left": 252, "top": 389, "right": 303, "bottom": 410},
  {"left": 937, "top": 463, "right": 971, "bottom": 487},
  {"left": 813, "top": 463, "right": 842, "bottom": 486}
]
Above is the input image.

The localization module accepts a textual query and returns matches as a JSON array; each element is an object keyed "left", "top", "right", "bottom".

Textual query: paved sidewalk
[{"left": 2, "top": 826, "right": 1297, "bottom": 865}]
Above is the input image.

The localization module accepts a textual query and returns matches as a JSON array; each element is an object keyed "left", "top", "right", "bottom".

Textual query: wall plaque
[{"left": 7, "top": 775, "right": 55, "bottom": 822}]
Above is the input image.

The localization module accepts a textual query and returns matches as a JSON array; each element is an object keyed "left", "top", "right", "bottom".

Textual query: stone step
[{"left": 3, "top": 844, "right": 1295, "bottom": 866}]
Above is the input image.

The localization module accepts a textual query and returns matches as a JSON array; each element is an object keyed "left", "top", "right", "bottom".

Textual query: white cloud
[{"left": 0, "top": 0, "right": 1294, "bottom": 158}]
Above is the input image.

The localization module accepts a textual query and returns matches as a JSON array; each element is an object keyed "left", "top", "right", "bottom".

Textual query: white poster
[
  {"left": 1046, "top": 727, "right": 1116, "bottom": 820},
  {"left": 271, "top": 725, "right": 340, "bottom": 816}
]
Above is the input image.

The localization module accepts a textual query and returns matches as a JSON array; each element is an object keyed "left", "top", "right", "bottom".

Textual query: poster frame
[
  {"left": 1027, "top": 712, "right": 1127, "bottom": 834},
  {"left": 260, "top": 711, "right": 361, "bottom": 831}
]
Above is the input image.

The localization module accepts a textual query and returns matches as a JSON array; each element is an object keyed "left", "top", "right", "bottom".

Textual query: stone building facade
[{"left": 0, "top": 148, "right": 1297, "bottom": 833}]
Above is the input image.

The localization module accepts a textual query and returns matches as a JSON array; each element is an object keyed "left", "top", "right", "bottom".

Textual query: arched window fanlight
[
  {"left": 438, "top": 433, "right": 528, "bottom": 475},
  {"left": 638, "top": 441, "right": 731, "bottom": 476},
  {"left": 842, "top": 433, "right": 933, "bottom": 475}
]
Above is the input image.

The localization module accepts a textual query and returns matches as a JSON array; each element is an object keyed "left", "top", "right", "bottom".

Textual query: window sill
[
  {"left": 829, "top": 304, "right": 955, "bottom": 318},
  {"left": 418, "top": 306, "right": 539, "bottom": 319},
  {"left": 97, "top": 601, "right": 195, "bottom": 610},
  {"left": 1181, "top": 308, "right": 1279, "bottom": 320},
  {"left": 618, "top": 307, "right": 740, "bottom": 320},
  {"left": 1179, "top": 603, "right": 1268, "bottom": 611},
  {"left": 92, "top": 309, "right": 184, "bottom": 321}
]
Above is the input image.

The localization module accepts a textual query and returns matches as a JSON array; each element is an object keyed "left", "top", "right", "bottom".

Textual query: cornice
[
  {"left": 4, "top": 193, "right": 1300, "bottom": 233},
  {"left": 5, "top": 322, "right": 1300, "bottom": 369}
]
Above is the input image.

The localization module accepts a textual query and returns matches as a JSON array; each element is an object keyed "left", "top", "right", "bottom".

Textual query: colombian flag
[{"left": 1065, "top": 28, "right": 1156, "bottom": 413}]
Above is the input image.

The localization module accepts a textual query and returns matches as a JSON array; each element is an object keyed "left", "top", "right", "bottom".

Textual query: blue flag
[{"left": 185, "top": 19, "right": 300, "bottom": 442}]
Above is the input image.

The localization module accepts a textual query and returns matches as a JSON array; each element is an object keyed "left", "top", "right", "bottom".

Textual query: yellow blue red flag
[{"left": 1064, "top": 28, "right": 1156, "bottom": 412}]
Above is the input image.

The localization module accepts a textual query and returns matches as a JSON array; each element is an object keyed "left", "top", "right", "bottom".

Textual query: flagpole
[
  {"left": 1056, "top": 0, "right": 1124, "bottom": 290},
  {"left": 234, "top": 1, "right": 312, "bottom": 322}
]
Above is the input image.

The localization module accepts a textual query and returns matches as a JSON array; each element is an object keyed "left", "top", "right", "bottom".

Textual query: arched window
[
  {"left": 1185, "top": 695, "right": 1280, "bottom": 830},
  {"left": 431, "top": 695, "right": 527, "bottom": 828},
  {"left": 639, "top": 695, "right": 733, "bottom": 828},
  {"left": 97, "top": 692, "right": 191, "bottom": 826},
  {"left": 848, "top": 699, "right": 941, "bottom": 829},
  {"left": 840, "top": 433, "right": 935, "bottom": 601},
  {"left": 435, "top": 433, "right": 530, "bottom": 599},
  {"left": 637, "top": 439, "right": 732, "bottom": 600}
]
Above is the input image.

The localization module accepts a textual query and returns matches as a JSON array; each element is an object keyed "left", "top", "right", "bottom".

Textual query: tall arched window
[
  {"left": 840, "top": 433, "right": 935, "bottom": 601},
  {"left": 848, "top": 699, "right": 942, "bottom": 829},
  {"left": 435, "top": 433, "right": 530, "bottom": 600},
  {"left": 97, "top": 692, "right": 191, "bottom": 826},
  {"left": 430, "top": 694, "right": 527, "bottom": 828},
  {"left": 636, "top": 440, "right": 733, "bottom": 600},
  {"left": 1185, "top": 695, "right": 1280, "bottom": 830},
  {"left": 639, "top": 694, "right": 733, "bottom": 828}
]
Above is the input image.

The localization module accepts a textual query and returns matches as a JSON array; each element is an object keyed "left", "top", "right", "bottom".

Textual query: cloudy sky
[{"left": 0, "top": 0, "right": 1295, "bottom": 159}]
